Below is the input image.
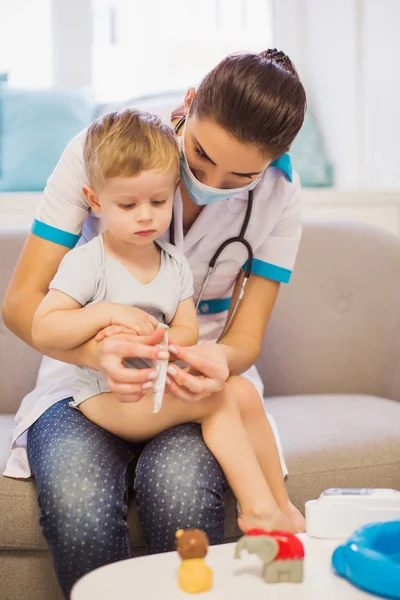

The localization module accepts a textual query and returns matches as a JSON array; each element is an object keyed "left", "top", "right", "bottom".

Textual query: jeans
[{"left": 28, "top": 399, "right": 228, "bottom": 598}]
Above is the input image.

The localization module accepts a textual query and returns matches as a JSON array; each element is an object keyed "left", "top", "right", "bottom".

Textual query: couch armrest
[{"left": 0, "top": 228, "right": 42, "bottom": 414}]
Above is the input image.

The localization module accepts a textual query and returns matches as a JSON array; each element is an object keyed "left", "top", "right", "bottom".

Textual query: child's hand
[
  {"left": 105, "top": 304, "right": 158, "bottom": 337},
  {"left": 95, "top": 324, "right": 138, "bottom": 341}
]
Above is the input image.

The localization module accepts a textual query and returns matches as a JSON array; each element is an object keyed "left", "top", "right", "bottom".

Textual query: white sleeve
[
  {"left": 31, "top": 129, "right": 90, "bottom": 248},
  {"left": 245, "top": 173, "right": 302, "bottom": 284},
  {"left": 179, "top": 254, "right": 194, "bottom": 301},
  {"left": 49, "top": 245, "right": 98, "bottom": 306}
]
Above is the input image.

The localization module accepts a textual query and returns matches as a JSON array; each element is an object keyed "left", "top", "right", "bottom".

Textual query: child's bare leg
[
  {"left": 78, "top": 386, "right": 296, "bottom": 533},
  {"left": 228, "top": 375, "right": 306, "bottom": 533},
  {"left": 197, "top": 385, "right": 296, "bottom": 534},
  {"left": 78, "top": 390, "right": 200, "bottom": 442}
]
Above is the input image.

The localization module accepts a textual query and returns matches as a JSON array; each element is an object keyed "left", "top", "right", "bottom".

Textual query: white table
[{"left": 71, "top": 535, "right": 372, "bottom": 599}]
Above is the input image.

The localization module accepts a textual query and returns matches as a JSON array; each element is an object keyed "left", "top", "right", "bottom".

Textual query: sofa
[{"left": 1, "top": 220, "right": 400, "bottom": 600}]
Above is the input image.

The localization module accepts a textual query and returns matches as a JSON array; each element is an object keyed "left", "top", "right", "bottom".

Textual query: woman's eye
[
  {"left": 194, "top": 146, "right": 254, "bottom": 180},
  {"left": 237, "top": 173, "right": 254, "bottom": 180},
  {"left": 152, "top": 200, "right": 167, "bottom": 206},
  {"left": 194, "top": 147, "right": 208, "bottom": 161},
  {"left": 119, "top": 203, "right": 135, "bottom": 209}
]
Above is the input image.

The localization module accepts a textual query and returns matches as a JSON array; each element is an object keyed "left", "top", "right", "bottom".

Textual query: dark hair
[{"left": 191, "top": 49, "right": 307, "bottom": 159}]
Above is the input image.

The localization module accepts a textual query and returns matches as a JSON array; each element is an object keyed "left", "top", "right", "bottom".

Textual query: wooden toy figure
[
  {"left": 176, "top": 528, "right": 213, "bottom": 593},
  {"left": 235, "top": 529, "right": 304, "bottom": 583}
]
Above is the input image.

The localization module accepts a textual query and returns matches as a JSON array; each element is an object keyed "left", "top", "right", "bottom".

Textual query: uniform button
[{"left": 202, "top": 303, "right": 209, "bottom": 313}]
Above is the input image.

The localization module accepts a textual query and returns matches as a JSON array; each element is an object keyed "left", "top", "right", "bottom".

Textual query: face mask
[{"left": 179, "top": 130, "right": 263, "bottom": 206}]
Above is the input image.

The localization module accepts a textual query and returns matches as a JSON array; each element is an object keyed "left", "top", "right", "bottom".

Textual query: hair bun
[{"left": 260, "top": 48, "right": 296, "bottom": 76}]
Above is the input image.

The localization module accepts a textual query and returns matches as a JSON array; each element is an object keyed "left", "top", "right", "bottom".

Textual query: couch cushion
[
  {"left": 267, "top": 394, "right": 400, "bottom": 511},
  {"left": 2, "top": 393, "right": 400, "bottom": 551},
  {"left": 0, "top": 415, "right": 14, "bottom": 473},
  {"left": 0, "top": 415, "right": 240, "bottom": 552},
  {"left": 0, "top": 229, "right": 43, "bottom": 414},
  {"left": 0, "top": 87, "right": 95, "bottom": 192},
  {"left": 0, "top": 474, "right": 240, "bottom": 552},
  {"left": 257, "top": 223, "right": 400, "bottom": 401},
  {"left": 0, "top": 474, "right": 152, "bottom": 552},
  {"left": 290, "top": 111, "right": 334, "bottom": 187}
]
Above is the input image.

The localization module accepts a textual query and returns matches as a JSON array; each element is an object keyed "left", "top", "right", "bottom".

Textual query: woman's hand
[
  {"left": 165, "top": 343, "right": 229, "bottom": 402},
  {"left": 95, "top": 327, "right": 168, "bottom": 402}
]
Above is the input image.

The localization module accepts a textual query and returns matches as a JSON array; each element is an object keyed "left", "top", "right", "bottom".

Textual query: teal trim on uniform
[
  {"left": 243, "top": 258, "right": 292, "bottom": 284},
  {"left": 198, "top": 297, "right": 231, "bottom": 315},
  {"left": 270, "top": 154, "right": 293, "bottom": 182},
  {"left": 31, "top": 219, "right": 80, "bottom": 248}
]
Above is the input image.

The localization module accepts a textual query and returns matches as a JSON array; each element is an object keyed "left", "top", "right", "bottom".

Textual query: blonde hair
[{"left": 84, "top": 109, "right": 180, "bottom": 192}]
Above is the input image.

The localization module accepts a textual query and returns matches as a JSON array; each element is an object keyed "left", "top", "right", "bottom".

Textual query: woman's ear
[
  {"left": 184, "top": 88, "right": 196, "bottom": 115},
  {"left": 82, "top": 185, "right": 102, "bottom": 214}
]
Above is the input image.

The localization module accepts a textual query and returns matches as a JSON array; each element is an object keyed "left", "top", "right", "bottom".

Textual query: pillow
[
  {"left": 290, "top": 111, "right": 334, "bottom": 187},
  {"left": 0, "top": 74, "right": 7, "bottom": 177},
  {"left": 0, "top": 87, "right": 95, "bottom": 192}
]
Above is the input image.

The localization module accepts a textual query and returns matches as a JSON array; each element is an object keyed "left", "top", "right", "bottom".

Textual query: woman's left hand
[{"left": 166, "top": 343, "right": 229, "bottom": 402}]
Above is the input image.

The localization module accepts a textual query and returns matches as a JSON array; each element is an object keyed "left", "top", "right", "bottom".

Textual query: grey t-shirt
[{"left": 49, "top": 233, "right": 194, "bottom": 404}]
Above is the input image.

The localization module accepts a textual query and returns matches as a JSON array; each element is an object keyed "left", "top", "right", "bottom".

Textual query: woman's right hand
[{"left": 95, "top": 327, "right": 168, "bottom": 402}]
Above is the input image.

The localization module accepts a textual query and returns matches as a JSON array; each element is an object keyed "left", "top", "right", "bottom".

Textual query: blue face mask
[{"left": 179, "top": 135, "right": 263, "bottom": 206}]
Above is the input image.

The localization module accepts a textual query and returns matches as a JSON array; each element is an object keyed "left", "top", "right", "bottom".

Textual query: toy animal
[
  {"left": 235, "top": 528, "right": 304, "bottom": 583},
  {"left": 176, "top": 528, "right": 213, "bottom": 593}
]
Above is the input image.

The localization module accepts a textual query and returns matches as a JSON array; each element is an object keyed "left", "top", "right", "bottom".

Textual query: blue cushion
[
  {"left": 290, "top": 111, "right": 334, "bottom": 187},
  {"left": 0, "top": 74, "right": 7, "bottom": 177},
  {"left": 0, "top": 87, "right": 95, "bottom": 192}
]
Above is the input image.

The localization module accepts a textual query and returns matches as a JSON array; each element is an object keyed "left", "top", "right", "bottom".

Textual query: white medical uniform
[{"left": 3, "top": 129, "right": 302, "bottom": 479}]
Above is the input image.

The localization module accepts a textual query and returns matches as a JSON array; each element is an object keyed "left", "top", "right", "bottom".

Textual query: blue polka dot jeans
[{"left": 27, "top": 398, "right": 228, "bottom": 598}]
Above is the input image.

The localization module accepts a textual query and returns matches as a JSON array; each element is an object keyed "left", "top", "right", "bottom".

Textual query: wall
[
  {"left": 274, "top": 0, "right": 400, "bottom": 191},
  {"left": 52, "top": 0, "right": 93, "bottom": 87},
  {"left": 0, "top": 0, "right": 52, "bottom": 87},
  {"left": 362, "top": 0, "right": 400, "bottom": 190}
]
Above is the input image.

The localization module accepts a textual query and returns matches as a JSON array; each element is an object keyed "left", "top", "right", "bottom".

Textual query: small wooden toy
[
  {"left": 234, "top": 529, "right": 304, "bottom": 583},
  {"left": 176, "top": 528, "right": 213, "bottom": 593}
]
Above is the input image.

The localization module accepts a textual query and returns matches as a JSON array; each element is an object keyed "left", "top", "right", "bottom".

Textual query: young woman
[{"left": 3, "top": 48, "right": 306, "bottom": 598}]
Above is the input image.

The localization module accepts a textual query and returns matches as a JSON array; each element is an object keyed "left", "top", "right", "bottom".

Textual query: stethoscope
[{"left": 171, "top": 116, "right": 254, "bottom": 334}]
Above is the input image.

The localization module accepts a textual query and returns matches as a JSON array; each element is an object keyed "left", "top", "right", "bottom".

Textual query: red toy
[{"left": 234, "top": 529, "right": 304, "bottom": 583}]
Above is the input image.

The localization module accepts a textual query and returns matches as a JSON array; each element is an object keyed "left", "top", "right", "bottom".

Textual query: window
[
  {"left": 0, "top": 0, "right": 273, "bottom": 100},
  {"left": 92, "top": 0, "right": 274, "bottom": 102},
  {"left": 0, "top": 0, "right": 52, "bottom": 88}
]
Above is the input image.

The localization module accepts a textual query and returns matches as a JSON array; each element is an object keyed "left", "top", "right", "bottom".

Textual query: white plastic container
[{"left": 305, "top": 488, "right": 400, "bottom": 539}]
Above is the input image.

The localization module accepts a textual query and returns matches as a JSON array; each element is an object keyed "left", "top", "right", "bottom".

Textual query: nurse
[{"left": 3, "top": 48, "right": 306, "bottom": 598}]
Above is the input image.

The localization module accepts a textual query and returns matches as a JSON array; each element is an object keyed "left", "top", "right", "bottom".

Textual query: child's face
[{"left": 87, "top": 169, "right": 177, "bottom": 245}]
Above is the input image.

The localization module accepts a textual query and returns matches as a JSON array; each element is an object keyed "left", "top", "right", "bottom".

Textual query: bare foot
[
  {"left": 281, "top": 502, "right": 306, "bottom": 533},
  {"left": 238, "top": 507, "right": 297, "bottom": 535}
]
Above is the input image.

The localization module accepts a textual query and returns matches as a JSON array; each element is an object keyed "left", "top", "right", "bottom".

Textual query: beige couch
[{"left": 1, "top": 221, "right": 400, "bottom": 600}]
